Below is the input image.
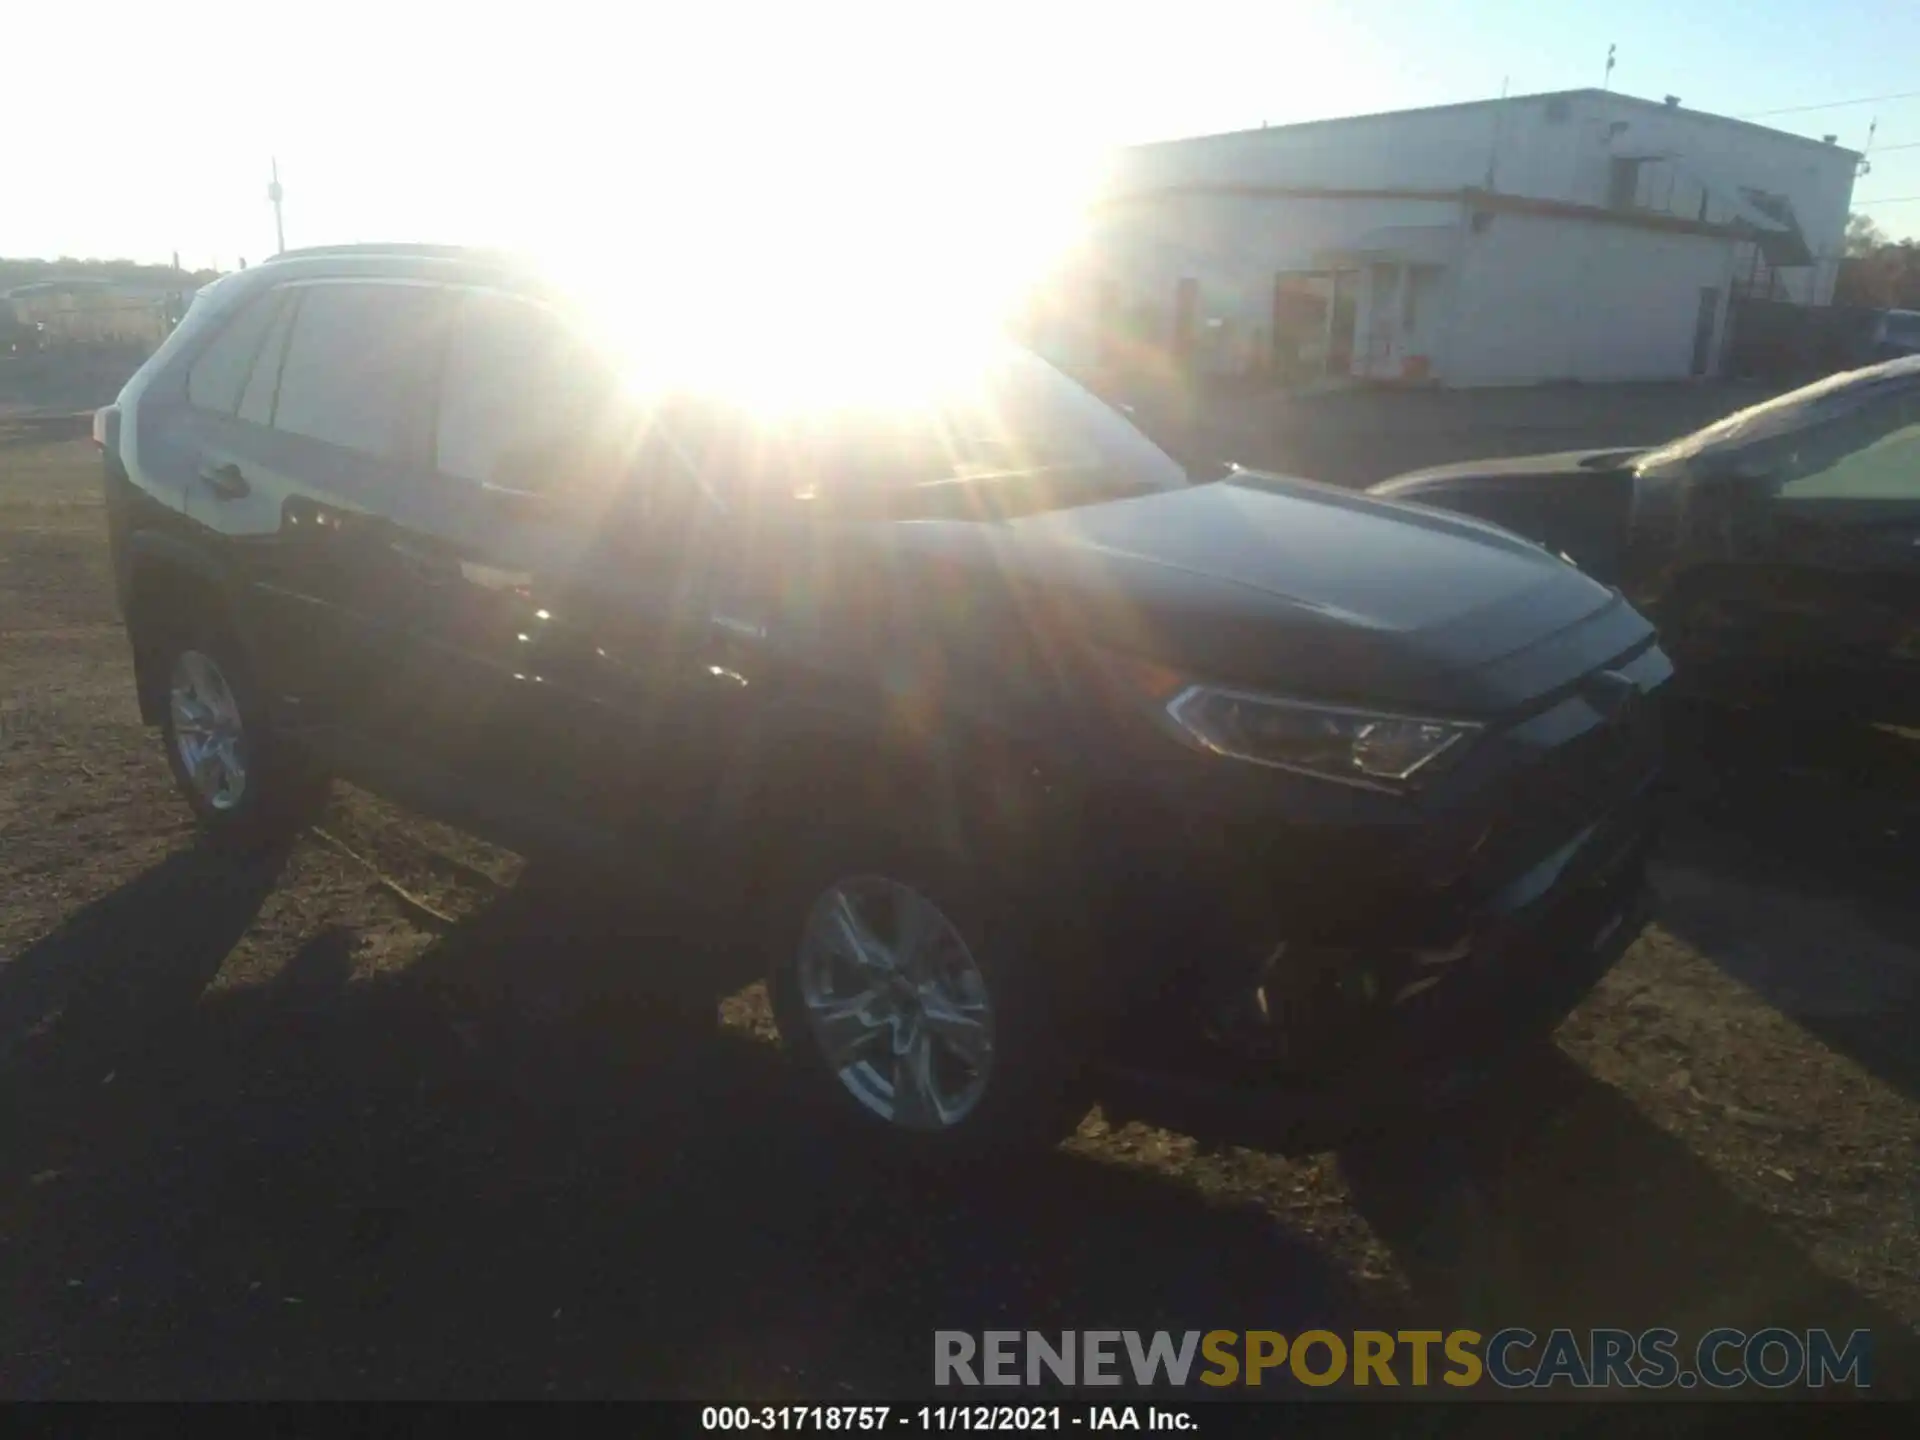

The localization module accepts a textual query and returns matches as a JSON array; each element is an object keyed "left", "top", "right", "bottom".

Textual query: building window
[{"left": 1607, "top": 157, "right": 1644, "bottom": 211}]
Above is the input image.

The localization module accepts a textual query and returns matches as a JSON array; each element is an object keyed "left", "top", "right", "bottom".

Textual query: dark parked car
[
  {"left": 96, "top": 244, "right": 1670, "bottom": 1155},
  {"left": 1867, "top": 309, "right": 1920, "bottom": 365},
  {"left": 1371, "top": 358, "right": 1920, "bottom": 728}
]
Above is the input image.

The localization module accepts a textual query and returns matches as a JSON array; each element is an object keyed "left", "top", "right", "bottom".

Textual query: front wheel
[{"left": 765, "top": 836, "right": 1096, "bottom": 1160}]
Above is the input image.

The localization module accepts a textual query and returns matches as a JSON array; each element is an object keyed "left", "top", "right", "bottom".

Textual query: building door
[
  {"left": 1270, "top": 271, "right": 1360, "bottom": 384},
  {"left": 1271, "top": 273, "right": 1327, "bottom": 384},
  {"left": 1326, "top": 269, "right": 1358, "bottom": 378},
  {"left": 1691, "top": 286, "right": 1721, "bottom": 376},
  {"left": 1364, "top": 264, "right": 1401, "bottom": 376}
]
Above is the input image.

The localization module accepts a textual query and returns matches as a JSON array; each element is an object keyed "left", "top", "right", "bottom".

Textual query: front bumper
[{"left": 1091, "top": 790, "right": 1657, "bottom": 1150}]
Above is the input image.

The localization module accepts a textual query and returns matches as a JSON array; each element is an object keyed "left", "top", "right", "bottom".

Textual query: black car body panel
[
  {"left": 1380, "top": 446, "right": 1648, "bottom": 488},
  {"left": 1369, "top": 358, "right": 1920, "bottom": 724},
  {"left": 989, "top": 472, "right": 1631, "bottom": 712},
  {"left": 1369, "top": 449, "right": 1642, "bottom": 586},
  {"left": 100, "top": 245, "right": 1676, "bottom": 1127}
]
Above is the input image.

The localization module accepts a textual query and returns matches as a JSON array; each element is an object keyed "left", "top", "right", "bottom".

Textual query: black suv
[{"left": 98, "top": 245, "right": 1670, "bottom": 1154}]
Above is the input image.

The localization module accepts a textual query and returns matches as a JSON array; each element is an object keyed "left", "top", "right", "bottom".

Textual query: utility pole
[
  {"left": 267, "top": 157, "right": 286, "bottom": 255},
  {"left": 1484, "top": 76, "right": 1510, "bottom": 191},
  {"left": 1603, "top": 44, "right": 1616, "bottom": 91},
  {"left": 1856, "top": 117, "right": 1878, "bottom": 178}
]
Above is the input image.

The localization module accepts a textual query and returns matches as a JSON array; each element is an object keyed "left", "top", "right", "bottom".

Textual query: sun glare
[{"left": 537, "top": 134, "right": 1097, "bottom": 416}]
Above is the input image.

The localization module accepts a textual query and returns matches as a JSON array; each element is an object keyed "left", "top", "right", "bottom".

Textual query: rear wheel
[
  {"left": 766, "top": 833, "right": 1096, "bottom": 1160},
  {"left": 157, "top": 627, "right": 327, "bottom": 850}
]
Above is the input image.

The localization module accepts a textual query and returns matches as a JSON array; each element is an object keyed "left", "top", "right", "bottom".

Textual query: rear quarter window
[
  {"left": 185, "top": 292, "right": 285, "bottom": 414},
  {"left": 236, "top": 293, "right": 298, "bottom": 426}
]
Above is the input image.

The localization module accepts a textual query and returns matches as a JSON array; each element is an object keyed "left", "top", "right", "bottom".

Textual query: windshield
[
  {"left": 1885, "top": 311, "right": 1920, "bottom": 346},
  {"left": 655, "top": 343, "right": 1191, "bottom": 520},
  {"left": 1636, "top": 359, "right": 1920, "bottom": 472}
]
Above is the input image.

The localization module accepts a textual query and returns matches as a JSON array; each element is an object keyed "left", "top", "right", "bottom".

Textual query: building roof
[{"left": 1127, "top": 88, "right": 1862, "bottom": 162}]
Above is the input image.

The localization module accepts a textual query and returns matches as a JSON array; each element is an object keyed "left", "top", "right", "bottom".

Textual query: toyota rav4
[{"left": 96, "top": 244, "right": 1670, "bottom": 1155}]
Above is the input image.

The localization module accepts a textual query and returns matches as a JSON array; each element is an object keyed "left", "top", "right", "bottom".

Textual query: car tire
[
  {"left": 156, "top": 624, "right": 328, "bottom": 852},
  {"left": 764, "top": 828, "right": 1097, "bottom": 1163}
]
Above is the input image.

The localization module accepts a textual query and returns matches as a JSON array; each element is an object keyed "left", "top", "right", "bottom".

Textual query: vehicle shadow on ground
[
  {"left": 4, "top": 837, "right": 1914, "bottom": 1403},
  {"left": 1654, "top": 709, "right": 1920, "bottom": 1100},
  {"left": 1, "top": 849, "right": 1393, "bottom": 1400},
  {"left": 0, "top": 842, "right": 288, "bottom": 1081}
]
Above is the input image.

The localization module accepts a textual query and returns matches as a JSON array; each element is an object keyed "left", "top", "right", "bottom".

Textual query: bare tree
[{"left": 1845, "top": 212, "right": 1889, "bottom": 257}]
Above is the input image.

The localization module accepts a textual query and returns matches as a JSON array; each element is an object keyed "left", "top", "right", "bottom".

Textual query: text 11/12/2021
[{"left": 701, "top": 1406, "right": 1195, "bottom": 1431}]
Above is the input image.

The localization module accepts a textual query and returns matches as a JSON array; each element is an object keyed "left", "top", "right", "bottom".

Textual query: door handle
[{"left": 199, "top": 462, "right": 251, "bottom": 500}]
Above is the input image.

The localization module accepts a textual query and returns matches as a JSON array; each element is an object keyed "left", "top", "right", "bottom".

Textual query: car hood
[
  {"left": 1371, "top": 448, "right": 1647, "bottom": 496},
  {"left": 899, "top": 472, "right": 1651, "bottom": 717}
]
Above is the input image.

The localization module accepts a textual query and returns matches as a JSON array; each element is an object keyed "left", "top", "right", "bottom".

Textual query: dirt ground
[{"left": 3, "top": 427, "right": 1918, "bottom": 1406}]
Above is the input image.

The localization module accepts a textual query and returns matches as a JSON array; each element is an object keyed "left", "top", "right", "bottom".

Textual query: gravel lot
[{"left": 3, "top": 425, "right": 1917, "bottom": 1406}]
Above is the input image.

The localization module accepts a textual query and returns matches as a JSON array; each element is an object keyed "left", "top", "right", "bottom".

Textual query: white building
[{"left": 1043, "top": 89, "right": 1859, "bottom": 388}]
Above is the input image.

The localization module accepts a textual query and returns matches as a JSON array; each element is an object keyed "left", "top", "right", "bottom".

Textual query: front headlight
[{"left": 1165, "top": 685, "right": 1479, "bottom": 788}]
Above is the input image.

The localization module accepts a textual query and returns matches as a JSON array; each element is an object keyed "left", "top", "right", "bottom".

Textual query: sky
[{"left": 8, "top": 0, "right": 1920, "bottom": 273}]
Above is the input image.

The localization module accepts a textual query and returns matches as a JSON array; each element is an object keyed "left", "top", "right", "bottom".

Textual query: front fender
[{"left": 718, "top": 689, "right": 1084, "bottom": 876}]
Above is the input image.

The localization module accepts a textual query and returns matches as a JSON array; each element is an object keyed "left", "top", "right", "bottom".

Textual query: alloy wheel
[
  {"left": 169, "top": 649, "right": 249, "bottom": 813},
  {"left": 794, "top": 875, "right": 996, "bottom": 1131}
]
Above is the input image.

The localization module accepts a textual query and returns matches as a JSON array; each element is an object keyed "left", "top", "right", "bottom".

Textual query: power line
[
  {"left": 1739, "top": 89, "right": 1920, "bottom": 120},
  {"left": 1853, "top": 194, "right": 1920, "bottom": 206}
]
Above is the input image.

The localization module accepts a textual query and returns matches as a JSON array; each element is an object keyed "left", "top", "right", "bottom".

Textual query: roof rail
[{"left": 263, "top": 243, "right": 527, "bottom": 266}]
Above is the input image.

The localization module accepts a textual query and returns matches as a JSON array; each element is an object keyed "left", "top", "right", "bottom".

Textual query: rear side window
[
  {"left": 185, "top": 292, "right": 283, "bottom": 414},
  {"left": 272, "top": 282, "right": 446, "bottom": 458},
  {"left": 435, "top": 291, "right": 615, "bottom": 489},
  {"left": 236, "top": 292, "right": 297, "bottom": 426}
]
